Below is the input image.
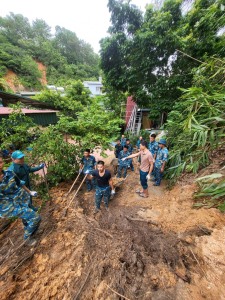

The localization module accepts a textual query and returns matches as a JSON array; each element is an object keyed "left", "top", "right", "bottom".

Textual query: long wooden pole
[
  {"left": 67, "top": 168, "right": 83, "bottom": 195},
  {"left": 71, "top": 174, "right": 88, "bottom": 201},
  {"left": 65, "top": 174, "right": 88, "bottom": 210}
]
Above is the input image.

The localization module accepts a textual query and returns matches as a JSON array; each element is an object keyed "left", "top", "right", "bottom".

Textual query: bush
[
  {"left": 0, "top": 104, "right": 37, "bottom": 150},
  {"left": 30, "top": 126, "right": 80, "bottom": 186}
]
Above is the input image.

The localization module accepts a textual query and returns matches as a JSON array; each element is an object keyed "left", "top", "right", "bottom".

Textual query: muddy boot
[
  {"left": 93, "top": 208, "right": 100, "bottom": 215},
  {"left": 25, "top": 237, "right": 37, "bottom": 247}
]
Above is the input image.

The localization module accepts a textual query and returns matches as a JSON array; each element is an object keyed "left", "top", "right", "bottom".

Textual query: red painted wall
[{"left": 125, "top": 96, "right": 136, "bottom": 125}]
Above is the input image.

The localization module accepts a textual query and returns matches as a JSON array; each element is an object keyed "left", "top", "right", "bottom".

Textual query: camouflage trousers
[
  {"left": 154, "top": 167, "right": 163, "bottom": 186},
  {"left": 0, "top": 203, "right": 41, "bottom": 240},
  {"left": 95, "top": 186, "right": 111, "bottom": 209},
  {"left": 117, "top": 165, "right": 128, "bottom": 178}
]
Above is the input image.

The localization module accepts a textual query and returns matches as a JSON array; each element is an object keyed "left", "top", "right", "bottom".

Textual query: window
[{"left": 96, "top": 86, "right": 102, "bottom": 94}]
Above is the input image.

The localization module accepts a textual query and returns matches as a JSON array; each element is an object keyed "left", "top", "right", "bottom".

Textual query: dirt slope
[
  {"left": 4, "top": 62, "right": 47, "bottom": 92},
  {"left": 0, "top": 160, "right": 224, "bottom": 300},
  {"left": 4, "top": 70, "right": 25, "bottom": 92},
  {"left": 36, "top": 62, "right": 47, "bottom": 86}
]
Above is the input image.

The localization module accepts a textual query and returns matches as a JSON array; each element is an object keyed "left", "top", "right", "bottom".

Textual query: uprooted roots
[{"left": 70, "top": 206, "right": 207, "bottom": 300}]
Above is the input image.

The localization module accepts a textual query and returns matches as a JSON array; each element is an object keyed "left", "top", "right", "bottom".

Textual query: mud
[{"left": 0, "top": 159, "right": 224, "bottom": 300}]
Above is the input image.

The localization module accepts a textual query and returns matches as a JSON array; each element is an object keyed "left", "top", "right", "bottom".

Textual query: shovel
[{"left": 62, "top": 174, "right": 88, "bottom": 217}]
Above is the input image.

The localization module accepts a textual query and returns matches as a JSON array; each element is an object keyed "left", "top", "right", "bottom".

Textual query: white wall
[{"left": 83, "top": 82, "right": 103, "bottom": 96}]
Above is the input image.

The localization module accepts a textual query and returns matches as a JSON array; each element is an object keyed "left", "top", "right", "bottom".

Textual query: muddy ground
[{"left": 0, "top": 156, "right": 224, "bottom": 300}]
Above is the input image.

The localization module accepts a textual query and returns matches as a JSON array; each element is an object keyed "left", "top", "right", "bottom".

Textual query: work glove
[
  {"left": 79, "top": 169, "right": 83, "bottom": 174},
  {"left": 146, "top": 174, "right": 151, "bottom": 181},
  {"left": 39, "top": 163, "right": 45, "bottom": 169},
  {"left": 111, "top": 189, "right": 116, "bottom": 195},
  {"left": 121, "top": 157, "right": 127, "bottom": 161},
  {"left": 30, "top": 191, "right": 38, "bottom": 197},
  {"left": 84, "top": 170, "right": 90, "bottom": 174}
]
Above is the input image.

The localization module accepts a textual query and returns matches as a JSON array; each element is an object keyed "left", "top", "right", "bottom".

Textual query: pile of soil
[{"left": 0, "top": 159, "right": 224, "bottom": 300}]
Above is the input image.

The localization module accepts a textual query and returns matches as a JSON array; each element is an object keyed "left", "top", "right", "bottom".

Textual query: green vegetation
[
  {"left": 1, "top": 98, "right": 123, "bottom": 187},
  {"left": 166, "top": 59, "right": 225, "bottom": 182},
  {"left": 34, "top": 80, "right": 91, "bottom": 117},
  {"left": 32, "top": 98, "right": 122, "bottom": 185},
  {"left": 100, "top": 0, "right": 225, "bottom": 121},
  {"left": 0, "top": 13, "right": 100, "bottom": 89},
  {"left": 0, "top": 104, "right": 36, "bottom": 150},
  {"left": 100, "top": 0, "right": 225, "bottom": 210},
  {"left": 29, "top": 98, "right": 123, "bottom": 185},
  {"left": 30, "top": 126, "right": 80, "bottom": 186},
  {"left": 194, "top": 174, "right": 225, "bottom": 212}
]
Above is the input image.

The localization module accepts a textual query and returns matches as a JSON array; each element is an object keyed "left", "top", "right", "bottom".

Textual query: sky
[{"left": 0, "top": 0, "right": 151, "bottom": 53}]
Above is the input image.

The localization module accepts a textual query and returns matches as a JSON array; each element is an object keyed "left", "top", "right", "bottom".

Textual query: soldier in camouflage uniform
[
  {"left": 120, "top": 134, "right": 127, "bottom": 147},
  {"left": 0, "top": 155, "right": 41, "bottom": 241},
  {"left": 8, "top": 150, "right": 44, "bottom": 211},
  {"left": 125, "top": 139, "right": 134, "bottom": 171},
  {"left": 114, "top": 139, "right": 123, "bottom": 158},
  {"left": 117, "top": 146, "right": 131, "bottom": 178},
  {"left": 79, "top": 149, "right": 97, "bottom": 191},
  {"left": 148, "top": 133, "right": 159, "bottom": 160},
  {"left": 153, "top": 139, "right": 169, "bottom": 186},
  {"left": 148, "top": 133, "right": 159, "bottom": 179}
]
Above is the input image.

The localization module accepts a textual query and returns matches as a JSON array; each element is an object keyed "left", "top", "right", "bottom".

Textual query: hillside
[{"left": 0, "top": 13, "right": 100, "bottom": 91}]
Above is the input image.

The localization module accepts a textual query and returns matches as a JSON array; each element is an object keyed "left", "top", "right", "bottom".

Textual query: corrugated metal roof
[{"left": 0, "top": 91, "right": 57, "bottom": 110}]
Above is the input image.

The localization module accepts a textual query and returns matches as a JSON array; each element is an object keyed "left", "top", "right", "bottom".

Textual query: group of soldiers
[
  {"left": 79, "top": 132, "right": 169, "bottom": 206},
  {"left": 115, "top": 133, "right": 169, "bottom": 185},
  {"left": 0, "top": 132, "right": 168, "bottom": 244}
]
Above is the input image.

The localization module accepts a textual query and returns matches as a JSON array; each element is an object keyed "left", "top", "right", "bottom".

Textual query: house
[
  {"left": 83, "top": 77, "right": 103, "bottom": 97},
  {"left": 125, "top": 96, "right": 154, "bottom": 135},
  {"left": 0, "top": 107, "right": 58, "bottom": 126},
  {"left": 0, "top": 91, "right": 58, "bottom": 126}
]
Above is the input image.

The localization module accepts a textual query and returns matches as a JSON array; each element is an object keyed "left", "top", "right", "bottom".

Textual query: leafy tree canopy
[
  {"left": 100, "top": 0, "right": 225, "bottom": 121},
  {"left": 33, "top": 80, "right": 91, "bottom": 117}
]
